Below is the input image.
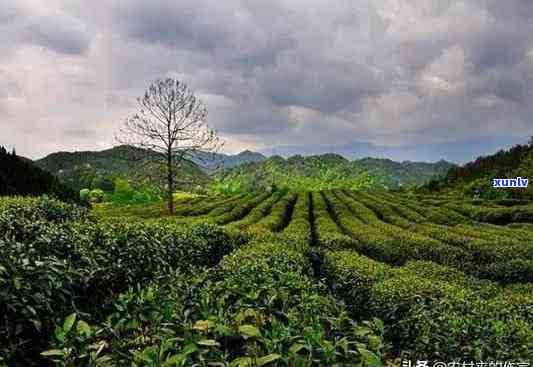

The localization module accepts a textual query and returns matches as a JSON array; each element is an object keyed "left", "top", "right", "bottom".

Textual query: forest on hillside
[
  {"left": 424, "top": 139, "right": 533, "bottom": 200},
  {"left": 0, "top": 146, "right": 78, "bottom": 201}
]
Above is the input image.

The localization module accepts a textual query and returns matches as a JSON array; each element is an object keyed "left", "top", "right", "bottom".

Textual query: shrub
[
  {"left": 209, "top": 192, "right": 271, "bottom": 225},
  {"left": 321, "top": 248, "right": 533, "bottom": 360},
  {"left": 0, "top": 196, "right": 241, "bottom": 365},
  {"left": 282, "top": 191, "right": 312, "bottom": 242},
  {"left": 249, "top": 192, "right": 297, "bottom": 232},
  {"left": 79, "top": 188, "right": 90, "bottom": 203},
  {"left": 46, "top": 237, "right": 388, "bottom": 366}
]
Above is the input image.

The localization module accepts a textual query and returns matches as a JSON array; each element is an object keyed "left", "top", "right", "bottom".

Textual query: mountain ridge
[
  {"left": 260, "top": 136, "right": 528, "bottom": 164},
  {"left": 214, "top": 153, "right": 455, "bottom": 192}
]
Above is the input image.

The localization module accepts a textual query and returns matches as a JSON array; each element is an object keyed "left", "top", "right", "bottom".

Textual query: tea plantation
[{"left": 2, "top": 192, "right": 533, "bottom": 366}]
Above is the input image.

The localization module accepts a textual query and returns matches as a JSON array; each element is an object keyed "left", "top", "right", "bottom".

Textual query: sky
[{"left": 1, "top": 0, "right": 533, "bottom": 160}]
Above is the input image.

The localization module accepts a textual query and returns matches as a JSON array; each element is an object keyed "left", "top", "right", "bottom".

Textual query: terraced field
[
  {"left": 165, "top": 189, "right": 533, "bottom": 360},
  {"left": 3, "top": 192, "right": 533, "bottom": 365}
]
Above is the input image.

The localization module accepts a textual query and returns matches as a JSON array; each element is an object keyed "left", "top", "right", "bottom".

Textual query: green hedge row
[
  {"left": 282, "top": 191, "right": 312, "bottom": 242},
  {"left": 226, "top": 191, "right": 285, "bottom": 230},
  {"left": 333, "top": 191, "right": 381, "bottom": 224},
  {"left": 311, "top": 192, "right": 353, "bottom": 248},
  {"left": 178, "top": 193, "right": 248, "bottom": 217},
  {"left": 330, "top": 193, "right": 533, "bottom": 283},
  {"left": 376, "top": 192, "right": 469, "bottom": 225},
  {"left": 38, "top": 233, "right": 388, "bottom": 366},
  {"left": 368, "top": 192, "right": 426, "bottom": 223},
  {"left": 343, "top": 191, "right": 412, "bottom": 228},
  {"left": 321, "top": 249, "right": 533, "bottom": 360},
  {"left": 249, "top": 192, "right": 298, "bottom": 232},
  {"left": 445, "top": 202, "right": 533, "bottom": 224},
  {"left": 208, "top": 192, "right": 272, "bottom": 225},
  {"left": 325, "top": 192, "right": 467, "bottom": 267}
]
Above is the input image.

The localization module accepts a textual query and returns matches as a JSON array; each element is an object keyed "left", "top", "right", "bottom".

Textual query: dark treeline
[
  {"left": 0, "top": 146, "right": 79, "bottom": 201},
  {"left": 445, "top": 141, "right": 533, "bottom": 183},
  {"left": 424, "top": 138, "right": 533, "bottom": 198}
]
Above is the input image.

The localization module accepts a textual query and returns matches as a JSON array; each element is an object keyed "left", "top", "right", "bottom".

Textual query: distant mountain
[
  {"left": 424, "top": 140, "right": 533, "bottom": 199},
  {"left": 35, "top": 145, "right": 208, "bottom": 192},
  {"left": 260, "top": 136, "right": 527, "bottom": 164},
  {"left": 191, "top": 150, "right": 266, "bottom": 170},
  {"left": 34, "top": 146, "right": 266, "bottom": 192},
  {"left": 216, "top": 153, "right": 455, "bottom": 192},
  {"left": 0, "top": 146, "right": 78, "bottom": 201}
]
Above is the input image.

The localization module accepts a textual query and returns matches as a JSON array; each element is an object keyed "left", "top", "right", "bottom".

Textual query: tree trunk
[{"left": 167, "top": 151, "right": 174, "bottom": 215}]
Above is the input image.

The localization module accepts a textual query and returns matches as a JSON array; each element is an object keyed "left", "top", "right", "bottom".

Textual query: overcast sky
[{"left": 1, "top": 0, "right": 533, "bottom": 159}]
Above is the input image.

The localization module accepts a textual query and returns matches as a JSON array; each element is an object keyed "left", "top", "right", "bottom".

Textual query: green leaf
[
  {"left": 229, "top": 357, "right": 252, "bottom": 367},
  {"left": 63, "top": 313, "right": 76, "bottom": 334},
  {"left": 372, "top": 317, "right": 384, "bottom": 333},
  {"left": 257, "top": 354, "right": 281, "bottom": 366},
  {"left": 193, "top": 320, "right": 215, "bottom": 332},
  {"left": 289, "top": 343, "right": 307, "bottom": 355},
  {"left": 76, "top": 320, "right": 91, "bottom": 337},
  {"left": 359, "top": 348, "right": 382, "bottom": 367},
  {"left": 164, "top": 354, "right": 186, "bottom": 366},
  {"left": 238, "top": 324, "right": 262, "bottom": 339},
  {"left": 181, "top": 343, "right": 198, "bottom": 356},
  {"left": 54, "top": 326, "right": 66, "bottom": 344},
  {"left": 41, "top": 349, "right": 64, "bottom": 357},
  {"left": 197, "top": 339, "right": 220, "bottom": 347}
]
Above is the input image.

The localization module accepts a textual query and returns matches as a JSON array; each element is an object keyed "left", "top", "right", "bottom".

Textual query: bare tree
[{"left": 118, "top": 78, "right": 222, "bottom": 214}]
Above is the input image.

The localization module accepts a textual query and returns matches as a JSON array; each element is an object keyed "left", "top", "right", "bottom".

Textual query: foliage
[
  {"left": 34, "top": 145, "right": 209, "bottom": 193},
  {"left": 0, "top": 146, "right": 78, "bottom": 201},
  {"left": 39, "top": 235, "right": 388, "bottom": 366},
  {"left": 5, "top": 188, "right": 533, "bottom": 364},
  {"left": 321, "top": 250, "right": 533, "bottom": 360},
  {"left": 111, "top": 178, "right": 162, "bottom": 205},
  {"left": 423, "top": 140, "right": 533, "bottom": 199},
  {"left": 0, "top": 196, "right": 240, "bottom": 365},
  {"left": 215, "top": 154, "right": 454, "bottom": 192}
]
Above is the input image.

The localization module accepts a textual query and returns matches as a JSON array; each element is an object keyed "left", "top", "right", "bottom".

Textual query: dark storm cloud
[{"left": 1, "top": 0, "right": 533, "bottom": 159}]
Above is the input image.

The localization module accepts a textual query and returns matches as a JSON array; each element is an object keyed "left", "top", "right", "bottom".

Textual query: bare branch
[{"left": 116, "top": 78, "right": 223, "bottom": 214}]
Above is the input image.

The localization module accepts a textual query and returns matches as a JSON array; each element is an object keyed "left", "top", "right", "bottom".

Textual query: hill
[
  {"left": 214, "top": 153, "right": 454, "bottom": 192},
  {"left": 0, "top": 146, "right": 78, "bottom": 201},
  {"left": 34, "top": 145, "right": 209, "bottom": 192},
  {"left": 424, "top": 140, "right": 533, "bottom": 199},
  {"left": 190, "top": 149, "right": 266, "bottom": 170}
]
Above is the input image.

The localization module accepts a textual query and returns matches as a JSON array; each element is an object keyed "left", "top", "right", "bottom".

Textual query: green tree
[
  {"left": 79, "top": 189, "right": 90, "bottom": 203},
  {"left": 113, "top": 178, "right": 135, "bottom": 203}
]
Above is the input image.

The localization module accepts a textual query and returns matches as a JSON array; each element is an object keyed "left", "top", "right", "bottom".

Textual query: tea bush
[
  {"left": 321, "top": 249, "right": 533, "bottom": 360},
  {"left": 0, "top": 197, "right": 242, "bottom": 365},
  {"left": 249, "top": 192, "right": 297, "bottom": 232},
  {"left": 40, "top": 235, "right": 389, "bottom": 366}
]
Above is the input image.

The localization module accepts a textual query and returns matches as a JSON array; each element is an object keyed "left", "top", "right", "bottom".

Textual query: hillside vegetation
[
  {"left": 214, "top": 154, "right": 454, "bottom": 192},
  {"left": 0, "top": 146, "right": 78, "bottom": 201},
  {"left": 3, "top": 191, "right": 533, "bottom": 365},
  {"left": 34, "top": 145, "right": 209, "bottom": 193},
  {"left": 425, "top": 140, "right": 533, "bottom": 199}
]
